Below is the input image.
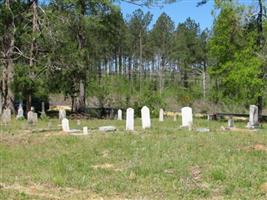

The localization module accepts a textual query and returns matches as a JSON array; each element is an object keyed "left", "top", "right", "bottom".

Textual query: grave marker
[
  {"left": 126, "top": 108, "right": 134, "bottom": 131},
  {"left": 141, "top": 106, "right": 151, "bottom": 129},
  {"left": 181, "top": 107, "right": 193, "bottom": 127},
  {"left": 159, "top": 108, "right": 164, "bottom": 122},
  {"left": 118, "top": 109, "right": 122, "bottom": 120}
]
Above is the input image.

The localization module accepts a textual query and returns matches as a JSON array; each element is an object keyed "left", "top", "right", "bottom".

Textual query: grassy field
[{"left": 0, "top": 117, "right": 267, "bottom": 199}]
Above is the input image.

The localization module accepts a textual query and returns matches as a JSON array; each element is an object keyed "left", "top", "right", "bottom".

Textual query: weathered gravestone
[
  {"left": 228, "top": 116, "right": 234, "bottom": 128},
  {"left": 27, "top": 107, "right": 38, "bottom": 124},
  {"left": 247, "top": 105, "right": 259, "bottom": 129},
  {"left": 126, "top": 108, "right": 134, "bottom": 131},
  {"left": 99, "top": 126, "right": 117, "bottom": 132},
  {"left": 2, "top": 108, "right": 11, "bottom": 124},
  {"left": 159, "top": 108, "right": 164, "bottom": 122},
  {"left": 181, "top": 107, "right": 193, "bottom": 127},
  {"left": 59, "top": 108, "right": 66, "bottom": 121},
  {"left": 117, "top": 109, "right": 122, "bottom": 120},
  {"left": 61, "top": 118, "right": 81, "bottom": 133},
  {"left": 62, "top": 118, "right": 70, "bottom": 132},
  {"left": 16, "top": 103, "right": 24, "bottom": 119},
  {"left": 40, "top": 102, "right": 46, "bottom": 118},
  {"left": 141, "top": 106, "right": 151, "bottom": 129}
]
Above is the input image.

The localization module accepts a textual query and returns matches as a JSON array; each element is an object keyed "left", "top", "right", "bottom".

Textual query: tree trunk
[
  {"left": 1, "top": 0, "right": 15, "bottom": 113},
  {"left": 202, "top": 63, "right": 207, "bottom": 100}
]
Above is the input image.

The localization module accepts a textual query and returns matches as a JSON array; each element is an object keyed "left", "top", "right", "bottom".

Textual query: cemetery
[{"left": 1, "top": 0, "right": 267, "bottom": 199}]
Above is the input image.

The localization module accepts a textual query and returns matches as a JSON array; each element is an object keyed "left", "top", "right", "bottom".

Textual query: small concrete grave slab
[
  {"left": 159, "top": 108, "right": 164, "bottom": 122},
  {"left": 196, "top": 128, "right": 210, "bottom": 133},
  {"left": 141, "top": 106, "right": 151, "bottom": 129},
  {"left": 126, "top": 108, "right": 134, "bottom": 131},
  {"left": 1, "top": 108, "right": 11, "bottom": 124},
  {"left": 16, "top": 103, "right": 24, "bottom": 119},
  {"left": 117, "top": 109, "right": 122, "bottom": 120},
  {"left": 181, "top": 107, "right": 193, "bottom": 127},
  {"left": 247, "top": 105, "right": 259, "bottom": 129},
  {"left": 99, "top": 126, "right": 117, "bottom": 132}
]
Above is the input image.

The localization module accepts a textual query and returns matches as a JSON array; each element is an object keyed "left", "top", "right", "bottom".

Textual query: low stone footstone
[
  {"left": 2, "top": 108, "right": 11, "bottom": 124},
  {"left": 141, "top": 106, "right": 151, "bottom": 129},
  {"left": 181, "top": 107, "right": 193, "bottom": 127},
  {"left": 126, "top": 108, "right": 134, "bottom": 131},
  {"left": 196, "top": 128, "right": 210, "bottom": 132},
  {"left": 228, "top": 117, "right": 234, "bottom": 128},
  {"left": 83, "top": 127, "right": 88, "bottom": 135},
  {"left": 16, "top": 103, "right": 24, "bottom": 119},
  {"left": 159, "top": 109, "right": 164, "bottom": 122},
  {"left": 59, "top": 109, "right": 66, "bottom": 121},
  {"left": 247, "top": 105, "right": 259, "bottom": 129},
  {"left": 99, "top": 126, "right": 116, "bottom": 132},
  {"left": 118, "top": 109, "right": 122, "bottom": 120}
]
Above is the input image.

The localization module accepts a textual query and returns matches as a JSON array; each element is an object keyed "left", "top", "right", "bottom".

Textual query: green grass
[{"left": 0, "top": 117, "right": 267, "bottom": 199}]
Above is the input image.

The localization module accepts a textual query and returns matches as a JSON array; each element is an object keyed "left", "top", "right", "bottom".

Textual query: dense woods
[{"left": 0, "top": 0, "right": 267, "bottom": 117}]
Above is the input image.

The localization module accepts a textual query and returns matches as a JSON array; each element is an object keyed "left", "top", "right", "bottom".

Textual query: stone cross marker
[
  {"left": 117, "top": 109, "right": 122, "bottom": 120},
  {"left": 141, "top": 106, "right": 151, "bottom": 129},
  {"left": 59, "top": 108, "right": 66, "bottom": 121},
  {"left": 62, "top": 118, "right": 70, "bottom": 132},
  {"left": 2, "top": 108, "right": 11, "bottom": 124},
  {"left": 126, "top": 108, "right": 134, "bottom": 131},
  {"left": 159, "top": 108, "right": 164, "bottom": 122},
  {"left": 181, "top": 107, "right": 193, "bottom": 127},
  {"left": 16, "top": 103, "right": 24, "bottom": 119},
  {"left": 247, "top": 105, "right": 259, "bottom": 128}
]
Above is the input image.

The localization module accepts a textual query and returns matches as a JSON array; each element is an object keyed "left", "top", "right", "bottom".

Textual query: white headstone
[
  {"left": 141, "top": 106, "right": 151, "bottom": 129},
  {"left": 159, "top": 108, "right": 164, "bottom": 122},
  {"left": 62, "top": 118, "right": 70, "bottom": 132},
  {"left": 247, "top": 105, "right": 259, "bottom": 128},
  {"left": 59, "top": 109, "right": 66, "bottom": 121},
  {"left": 181, "top": 107, "right": 193, "bottom": 127},
  {"left": 117, "top": 109, "right": 122, "bottom": 120},
  {"left": 16, "top": 103, "right": 24, "bottom": 119},
  {"left": 27, "top": 107, "right": 37, "bottom": 124},
  {"left": 83, "top": 126, "right": 88, "bottom": 135},
  {"left": 2, "top": 108, "right": 11, "bottom": 124},
  {"left": 126, "top": 108, "right": 134, "bottom": 131}
]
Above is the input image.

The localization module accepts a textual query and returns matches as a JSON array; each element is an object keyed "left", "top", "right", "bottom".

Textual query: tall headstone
[
  {"left": 141, "top": 106, "right": 151, "bottom": 129},
  {"left": 59, "top": 108, "right": 66, "bottom": 121},
  {"left": 159, "top": 108, "right": 164, "bottom": 122},
  {"left": 16, "top": 103, "right": 24, "bottom": 119},
  {"left": 247, "top": 105, "right": 259, "bottom": 128},
  {"left": 117, "top": 109, "right": 122, "bottom": 120},
  {"left": 62, "top": 118, "right": 70, "bottom": 132},
  {"left": 126, "top": 108, "right": 134, "bottom": 131},
  {"left": 40, "top": 102, "right": 46, "bottom": 118},
  {"left": 181, "top": 107, "right": 193, "bottom": 127},
  {"left": 2, "top": 108, "right": 11, "bottom": 124}
]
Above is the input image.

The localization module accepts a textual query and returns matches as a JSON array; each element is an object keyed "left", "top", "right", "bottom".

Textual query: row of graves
[{"left": 0, "top": 103, "right": 261, "bottom": 134}]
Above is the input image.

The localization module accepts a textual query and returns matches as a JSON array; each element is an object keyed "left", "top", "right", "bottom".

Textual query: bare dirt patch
[{"left": 92, "top": 163, "right": 123, "bottom": 172}]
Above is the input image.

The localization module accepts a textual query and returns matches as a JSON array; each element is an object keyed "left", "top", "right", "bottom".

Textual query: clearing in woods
[{"left": 0, "top": 118, "right": 267, "bottom": 199}]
